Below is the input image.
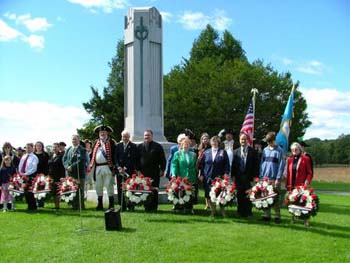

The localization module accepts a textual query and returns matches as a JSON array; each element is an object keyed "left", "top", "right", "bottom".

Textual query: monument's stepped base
[{"left": 86, "top": 181, "right": 170, "bottom": 204}]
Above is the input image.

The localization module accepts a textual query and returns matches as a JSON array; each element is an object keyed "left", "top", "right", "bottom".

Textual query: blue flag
[{"left": 276, "top": 86, "right": 295, "bottom": 154}]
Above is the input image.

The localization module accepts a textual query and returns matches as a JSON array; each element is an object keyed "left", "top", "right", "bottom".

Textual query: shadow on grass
[
  {"left": 317, "top": 203, "right": 350, "bottom": 216},
  {"left": 12, "top": 201, "right": 350, "bottom": 239},
  {"left": 277, "top": 221, "right": 350, "bottom": 239}
]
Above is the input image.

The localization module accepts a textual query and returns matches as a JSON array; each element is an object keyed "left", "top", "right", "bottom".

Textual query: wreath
[
  {"left": 285, "top": 185, "right": 319, "bottom": 219},
  {"left": 166, "top": 177, "right": 192, "bottom": 207},
  {"left": 209, "top": 175, "right": 236, "bottom": 206},
  {"left": 123, "top": 174, "right": 154, "bottom": 205},
  {"left": 8, "top": 174, "right": 29, "bottom": 197},
  {"left": 32, "top": 174, "right": 53, "bottom": 200},
  {"left": 57, "top": 176, "right": 79, "bottom": 203},
  {"left": 248, "top": 177, "right": 278, "bottom": 210}
]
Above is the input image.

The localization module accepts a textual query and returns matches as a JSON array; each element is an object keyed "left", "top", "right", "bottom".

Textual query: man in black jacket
[
  {"left": 232, "top": 133, "right": 259, "bottom": 218},
  {"left": 115, "top": 130, "right": 138, "bottom": 210},
  {"left": 137, "top": 129, "right": 166, "bottom": 211}
]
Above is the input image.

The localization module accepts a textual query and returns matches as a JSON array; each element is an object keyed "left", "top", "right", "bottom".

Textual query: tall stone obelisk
[{"left": 124, "top": 7, "right": 167, "bottom": 142}]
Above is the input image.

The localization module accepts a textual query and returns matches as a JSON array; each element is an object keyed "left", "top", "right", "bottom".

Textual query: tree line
[
  {"left": 306, "top": 134, "right": 350, "bottom": 166},
  {"left": 78, "top": 25, "right": 311, "bottom": 147}
]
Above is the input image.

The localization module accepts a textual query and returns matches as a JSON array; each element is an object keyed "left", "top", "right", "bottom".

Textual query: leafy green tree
[
  {"left": 80, "top": 25, "right": 311, "bottom": 148},
  {"left": 164, "top": 26, "right": 310, "bottom": 143},
  {"left": 78, "top": 41, "right": 125, "bottom": 141}
]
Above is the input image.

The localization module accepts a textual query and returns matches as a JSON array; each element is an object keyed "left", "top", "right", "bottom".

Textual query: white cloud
[
  {"left": 4, "top": 12, "right": 52, "bottom": 32},
  {"left": 22, "top": 34, "right": 45, "bottom": 49},
  {"left": 56, "top": 16, "right": 66, "bottom": 22},
  {"left": 160, "top": 11, "right": 172, "bottom": 23},
  {"left": 178, "top": 11, "right": 209, "bottom": 30},
  {"left": 67, "top": 0, "right": 128, "bottom": 13},
  {"left": 296, "top": 60, "right": 326, "bottom": 75},
  {"left": 300, "top": 87, "right": 350, "bottom": 139},
  {"left": 178, "top": 9, "right": 231, "bottom": 31},
  {"left": 1, "top": 14, "right": 50, "bottom": 50},
  {"left": 21, "top": 16, "right": 52, "bottom": 32},
  {"left": 282, "top": 57, "right": 293, "bottom": 66},
  {"left": 0, "top": 19, "right": 22, "bottom": 41},
  {"left": 212, "top": 9, "right": 232, "bottom": 31},
  {"left": 0, "top": 101, "right": 90, "bottom": 148}
]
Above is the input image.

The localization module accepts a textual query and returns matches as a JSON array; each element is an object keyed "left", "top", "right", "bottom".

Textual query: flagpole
[{"left": 250, "top": 88, "right": 259, "bottom": 141}]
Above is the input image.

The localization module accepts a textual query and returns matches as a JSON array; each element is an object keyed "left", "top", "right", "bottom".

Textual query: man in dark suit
[
  {"left": 115, "top": 130, "right": 138, "bottom": 210},
  {"left": 232, "top": 133, "right": 259, "bottom": 218},
  {"left": 62, "top": 135, "right": 88, "bottom": 210},
  {"left": 137, "top": 129, "right": 166, "bottom": 211}
]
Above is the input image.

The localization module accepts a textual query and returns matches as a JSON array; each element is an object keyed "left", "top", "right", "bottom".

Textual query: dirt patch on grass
[{"left": 314, "top": 167, "right": 350, "bottom": 182}]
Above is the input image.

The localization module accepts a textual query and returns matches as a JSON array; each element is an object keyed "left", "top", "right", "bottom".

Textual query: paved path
[{"left": 317, "top": 190, "right": 350, "bottom": 196}]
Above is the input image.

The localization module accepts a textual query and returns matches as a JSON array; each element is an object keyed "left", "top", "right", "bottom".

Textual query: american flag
[{"left": 240, "top": 101, "right": 254, "bottom": 146}]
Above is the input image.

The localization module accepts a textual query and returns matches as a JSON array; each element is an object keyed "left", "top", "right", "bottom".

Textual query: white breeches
[{"left": 95, "top": 165, "right": 114, "bottom": 196}]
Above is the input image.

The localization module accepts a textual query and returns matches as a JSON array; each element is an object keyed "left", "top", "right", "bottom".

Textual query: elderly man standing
[
  {"left": 63, "top": 135, "right": 88, "bottom": 210},
  {"left": 88, "top": 125, "right": 117, "bottom": 211},
  {"left": 137, "top": 129, "right": 166, "bottom": 212},
  {"left": 115, "top": 130, "right": 138, "bottom": 210},
  {"left": 18, "top": 143, "right": 39, "bottom": 210}
]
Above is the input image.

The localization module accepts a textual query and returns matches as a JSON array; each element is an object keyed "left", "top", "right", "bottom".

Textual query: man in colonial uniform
[{"left": 88, "top": 125, "right": 117, "bottom": 210}]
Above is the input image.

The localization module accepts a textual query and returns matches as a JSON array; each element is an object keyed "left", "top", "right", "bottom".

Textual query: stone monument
[
  {"left": 124, "top": 7, "right": 175, "bottom": 202},
  {"left": 87, "top": 7, "right": 174, "bottom": 205},
  {"left": 124, "top": 7, "right": 168, "bottom": 143}
]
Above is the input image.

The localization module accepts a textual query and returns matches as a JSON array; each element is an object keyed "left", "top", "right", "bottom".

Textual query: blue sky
[{"left": 0, "top": 0, "right": 349, "bottom": 147}]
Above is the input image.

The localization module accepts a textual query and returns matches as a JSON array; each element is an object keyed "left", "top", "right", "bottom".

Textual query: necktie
[{"left": 21, "top": 154, "right": 30, "bottom": 173}]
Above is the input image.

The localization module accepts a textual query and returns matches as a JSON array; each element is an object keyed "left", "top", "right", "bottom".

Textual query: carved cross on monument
[
  {"left": 134, "top": 17, "right": 148, "bottom": 107},
  {"left": 124, "top": 7, "right": 168, "bottom": 143}
]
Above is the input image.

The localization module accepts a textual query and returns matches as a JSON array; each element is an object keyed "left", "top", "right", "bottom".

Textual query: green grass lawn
[
  {"left": 311, "top": 180, "right": 350, "bottom": 192},
  {"left": 1, "top": 192, "right": 349, "bottom": 263}
]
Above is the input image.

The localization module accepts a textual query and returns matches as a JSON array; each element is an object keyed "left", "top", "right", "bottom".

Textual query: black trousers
[
  {"left": 116, "top": 174, "right": 127, "bottom": 210},
  {"left": 25, "top": 174, "right": 37, "bottom": 210},
  {"left": 236, "top": 185, "right": 252, "bottom": 217}
]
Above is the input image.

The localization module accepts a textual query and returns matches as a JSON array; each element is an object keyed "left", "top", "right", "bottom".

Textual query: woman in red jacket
[{"left": 286, "top": 142, "right": 313, "bottom": 226}]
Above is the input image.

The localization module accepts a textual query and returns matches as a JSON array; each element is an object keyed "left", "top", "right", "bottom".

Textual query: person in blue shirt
[{"left": 259, "top": 132, "right": 285, "bottom": 224}]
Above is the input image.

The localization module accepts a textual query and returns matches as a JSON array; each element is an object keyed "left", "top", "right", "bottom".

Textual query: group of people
[{"left": 0, "top": 127, "right": 314, "bottom": 226}]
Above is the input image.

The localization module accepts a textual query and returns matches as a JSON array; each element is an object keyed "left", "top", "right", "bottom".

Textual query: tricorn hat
[
  {"left": 183, "top": 128, "right": 195, "bottom": 139},
  {"left": 59, "top": 141, "right": 66, "bottom": 147},
  {"left": 94, "top": 125, "right": 113, "bottom": 133}
]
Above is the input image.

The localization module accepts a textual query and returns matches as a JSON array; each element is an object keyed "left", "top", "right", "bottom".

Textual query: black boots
[
  {"left": 108, "top": 196, "right": 114, "bottom": 209},
  {"left": 96, "top": 196, "right": 104, "bottom": 211}
]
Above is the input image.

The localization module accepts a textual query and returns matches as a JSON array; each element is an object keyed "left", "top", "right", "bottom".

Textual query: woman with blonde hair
[{"left": 171, "top": 138, "right": 198, "bottom": 214}]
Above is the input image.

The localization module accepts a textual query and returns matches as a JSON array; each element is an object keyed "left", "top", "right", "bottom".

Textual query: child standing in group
[{"left": 0, "top": 155, "right": 17, "bottom": 212}]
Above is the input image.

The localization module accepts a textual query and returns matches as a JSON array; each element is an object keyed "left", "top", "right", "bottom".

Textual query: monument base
[{"left": 86, "top": 141, "right": 176, "bottom": 205}]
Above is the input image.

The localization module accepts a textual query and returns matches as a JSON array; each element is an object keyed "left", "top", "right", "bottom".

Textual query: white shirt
[
  {"left": 212, "top": 148, "right": 218, "bottom": 161},
  {"left": 18, "top": 152, "right": 39, "bottom": 176}
]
